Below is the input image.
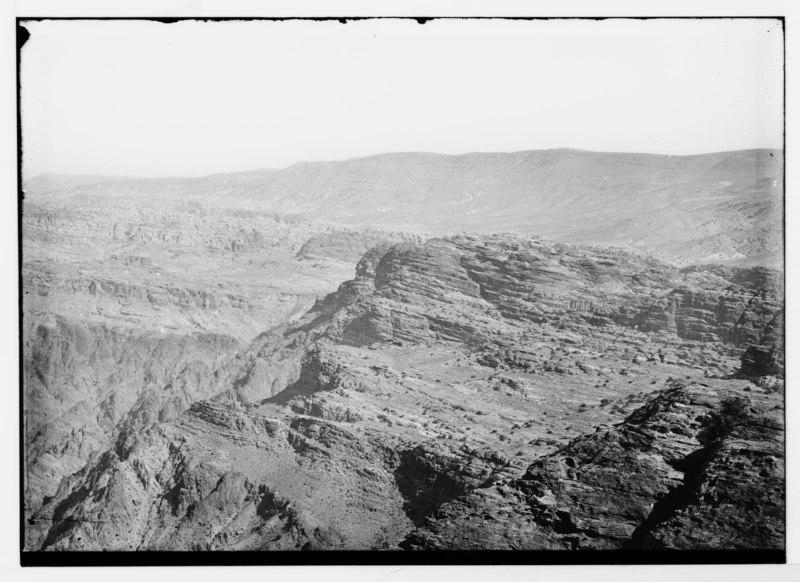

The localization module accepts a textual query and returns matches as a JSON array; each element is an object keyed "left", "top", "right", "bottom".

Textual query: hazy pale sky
[{"left": 20, "top": 18, "right": 783, "bottom": 178}]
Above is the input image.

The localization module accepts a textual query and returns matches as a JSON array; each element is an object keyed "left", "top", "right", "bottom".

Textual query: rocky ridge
[{"left": 27, "top": 233, "right": 784, "bottom": 551}]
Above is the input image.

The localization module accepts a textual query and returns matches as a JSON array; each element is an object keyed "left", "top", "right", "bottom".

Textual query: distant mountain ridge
[{"left": 25, "top": 148, "right": 784, "bottom": 267}]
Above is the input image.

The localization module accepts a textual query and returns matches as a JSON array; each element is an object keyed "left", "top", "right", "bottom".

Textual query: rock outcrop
[
  {"left": 402, "top": 381, "right": 784, "bottom": 551},
  {"left": 30, "top": 399, "right": 502, "bottom": 551},
  {"left": 295, "top": 229, "right": 426, "bottom": 263},
  {"left": 23, "top": 315, "right": 243, "bottom": 516},
  {"left": 281, "top": 235, "right": 783, "bottom": 359}
]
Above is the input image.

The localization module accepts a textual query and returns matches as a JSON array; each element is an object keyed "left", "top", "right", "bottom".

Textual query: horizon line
[{"left": 24, "top": 146, "right": 784, "bottom": 183}]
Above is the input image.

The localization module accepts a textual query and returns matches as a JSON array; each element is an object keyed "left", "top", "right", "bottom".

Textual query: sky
[{"left": 19, "top": 17, "right": 784, "bottom": 179}]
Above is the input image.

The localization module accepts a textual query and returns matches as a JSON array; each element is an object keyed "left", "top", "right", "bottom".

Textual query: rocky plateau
[{"left": 22, "top": 149, "right": 785, "bottom": 554}]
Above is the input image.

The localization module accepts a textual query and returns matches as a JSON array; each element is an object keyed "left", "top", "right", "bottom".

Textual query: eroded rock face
[
  {"left": 740, "top": 345, "right": 784, "bottom": 378},
  {"left": 25, "top": 233, "right": 784, "bottom": 552},
  {"left": 293, "top": 235, "right": 783, "bottom": 355},
  {"left": 401, "top": 383, "right": 784, "bottom": 551},
  {"left": 30, "top": 399, "right": 501, "bottom": 551},
  {"left": 738, "top": 308, "right": 785, "bottom": 380},
  {"left": 23, "top": 315, "right": 243, "bottom": 514}
]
